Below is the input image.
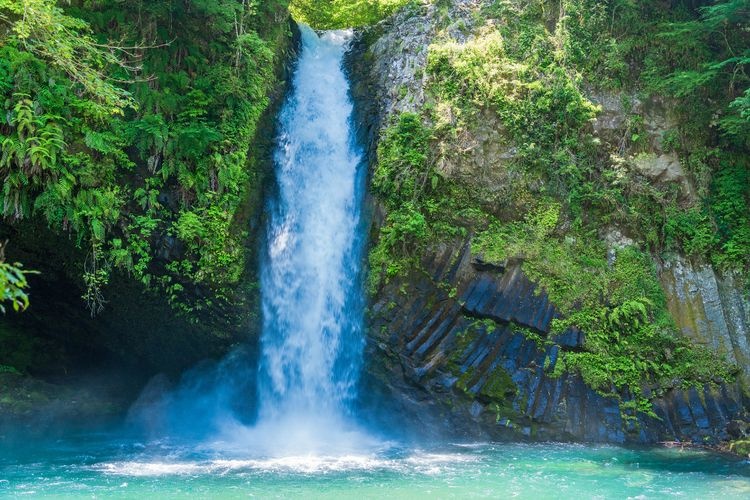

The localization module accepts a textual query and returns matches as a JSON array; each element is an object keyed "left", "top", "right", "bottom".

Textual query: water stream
[{"left": 252, "top": 25, "right": 368, "bottom": 453}]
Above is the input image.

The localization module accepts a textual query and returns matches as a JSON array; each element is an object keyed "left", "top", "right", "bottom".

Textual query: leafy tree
[
  {"left": 0, "top": 0, "right": 133, "bottom": 110},
  {"left": 291, "top": 0, "right": 410, "bottom": 28},
  {"left": 1, "top": 0, "right": 292, "bottom": 315},
  {"left": 655, "top": 0, "right": 750, "bottom": 144}
]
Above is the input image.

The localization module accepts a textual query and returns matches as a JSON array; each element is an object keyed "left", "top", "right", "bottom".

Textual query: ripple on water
[
  {"left": 92, "top": 450, "right": 477, "bottom": 477},
  {"left": 4, "top": 442, "right": 750, "bottom": 498}
]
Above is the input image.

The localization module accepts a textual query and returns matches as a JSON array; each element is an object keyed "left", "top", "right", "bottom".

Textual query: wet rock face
[
  {"left": 357, "top": 0, "right": 485, "bottom": 118},
  {"left": 588, "top": 92, "right": 677, "bottom": 153},
  {"left": 365, "top": 4, "right": 433, "bottom": 117},
  {"left": 631, "top": 153, "right": 694, "bottom": 199},
  {"left": 349, "top": 1, "right": 518, "bottom": 198},
  {"left": 435, "top": 109, "right": 519, "bottom": 197},
  {"left": 361, "top": 241, "right": 748, "bottom": 444},
  {"left": 587, "top": 90, "right": 696, "bottom": 201},
  {"left": 660, "top": 256, "right": 750, "bottom": 384}
]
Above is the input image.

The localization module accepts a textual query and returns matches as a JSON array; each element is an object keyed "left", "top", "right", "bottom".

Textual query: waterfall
[
  {"left": 249, "top": 25, "right": 369, "bottom": 453},
  {"left": 128, "top": 25, "right": 371, "bottom": 456}
]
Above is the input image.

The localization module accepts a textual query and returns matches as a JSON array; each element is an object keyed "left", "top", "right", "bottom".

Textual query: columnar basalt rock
[
  {"left": 362, "top": 240, "right": 747, "bottom": 443},
  {"left": 660, "top": 256, "right": 750, "bottom": 386}
]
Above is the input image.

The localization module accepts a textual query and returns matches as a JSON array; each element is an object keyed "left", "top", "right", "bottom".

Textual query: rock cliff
[{"left": 348, "top": 0, "right": 750, "bottom": 444}]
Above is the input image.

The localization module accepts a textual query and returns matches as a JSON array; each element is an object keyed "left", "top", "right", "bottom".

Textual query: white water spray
[{"left": 248, "top": 26, "right": 369, "bottom": 453}]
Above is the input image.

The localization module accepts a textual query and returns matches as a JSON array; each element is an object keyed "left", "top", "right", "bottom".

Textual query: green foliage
[
  {"left": 549, "top": 0, "right": 750, "bottom": 206},
  {"left": 369, "top": 113, "right": 434, "bottom": 291},
  {"left": 477, "top": 210, "right": 737, "bottom": 413},
  {"left": 81, "top": 241, "right": 109, "bottom": 316},
  {"left": 368, "top": 110, "right": 488, "bottom": 292},
  {"left": 291, "top": 0, "right": 411, "bottom": 29},
  {"left": 709, "top": 160, "right": 750, "bottom": 270},
  {"left": 426, "top": 22, "right": 601, "bottom": 220},
  {"left": 0, "top": 0, "right": 133, "bottom": 110},
  {"left": 372, "top": 113, "right": 433, "bottom": 206},
  {"left": 663, "top": 157, "right": 750, "bottom": 274},
  {"left": 0, "top": 243, "right": 34, "bottom": 313},
  {"left": 0, "top": 0, "right": 292, "bottom": 315},
  {"left": 475, "top": 217, "right": 737, "bottom": 414},
  {"left": 470, "top": 197, "right": 738, "bottom": 413},
  {"left": 173, "top": 199, "right": 244, "bottom": 285},
  {"left": 473, "top": 0, "right": 750, "bottom": 278},
  {"left": 652, "top": 0, "right": 750, "bottom": 145},
  {"left": 664, "top": 206, "right": 717, "bottom": 258}
]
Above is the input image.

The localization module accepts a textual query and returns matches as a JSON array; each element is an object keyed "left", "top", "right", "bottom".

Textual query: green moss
[
  {"left": 479, "top": 366, "right": 517, "bottom": 402},
  {"left": 455, "top": 366, "right": 476, "bottom": 394},
  {"left": 446, "top": 328, "right": 478, "bottom": 374},
  {"left": 445, "top": 320, "right": 519, "bottom": 421},
  {"left": 549, "top": 352, "right": 566, "bottom": 379},
  {"left": 513, "top": 325, "right": 550, "bottom": 348},
  {"left": 730, "top": 440, "right": 750, "bottom": 457}
]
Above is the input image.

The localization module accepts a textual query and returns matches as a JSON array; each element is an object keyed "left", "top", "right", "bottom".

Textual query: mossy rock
[
  {"left": 479, "top": 365, "right": 517, "bottom": 402},
  {"left": 729, "top": 439, "right": 750, "bottom": 457},
  {"left": 455, "top": 366, "right": 477, "bottom": 394}
]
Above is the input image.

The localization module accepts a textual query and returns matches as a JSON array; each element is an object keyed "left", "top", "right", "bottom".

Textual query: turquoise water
[{"left": 2, "top": 438, "right": 749, "bottom": 498}]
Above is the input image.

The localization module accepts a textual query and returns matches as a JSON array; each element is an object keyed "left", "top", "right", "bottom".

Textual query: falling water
[
  {"left": 125, "top": 24, "right": 371, "bottom": 456},
  {"left": 249, "top": 25, "right": 369, "bottom": 453}
]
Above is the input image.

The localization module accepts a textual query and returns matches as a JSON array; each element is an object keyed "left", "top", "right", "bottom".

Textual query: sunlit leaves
[
  {"left": 0, "top": 242, "right": 36, "bottom": 313},
  {"left": 290, "top": 0, "right": 410, "bottom": 29},
  {"left": 0, "top": 0, "right": 133, "bottom": 111}
]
